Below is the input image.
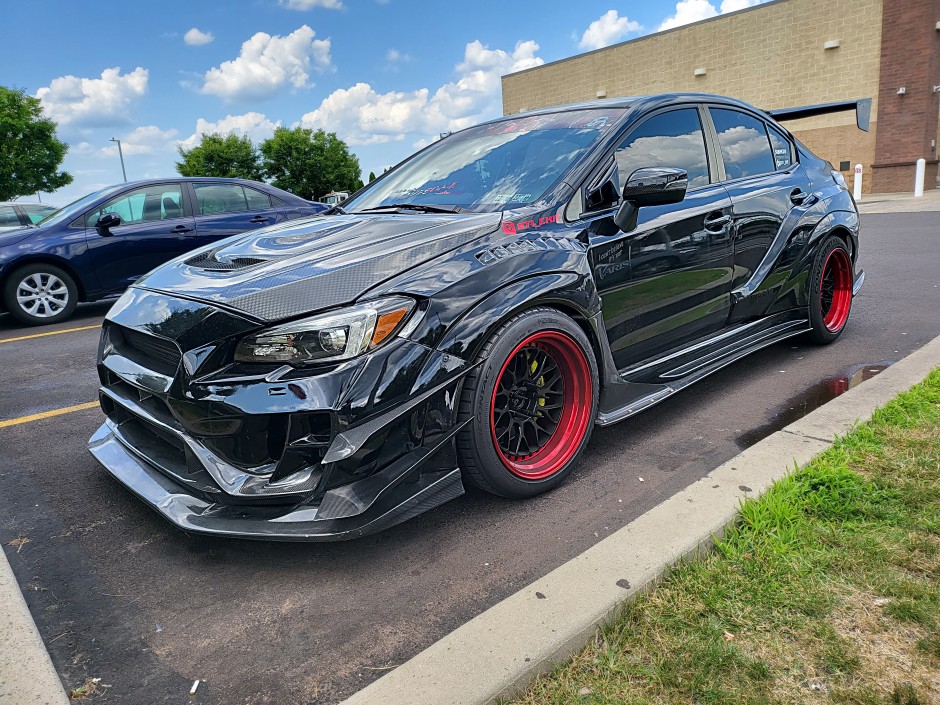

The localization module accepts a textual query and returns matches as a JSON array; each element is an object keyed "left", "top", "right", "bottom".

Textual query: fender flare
[{"left": 435, "top": 271, "right": 603, "bottom": 365}]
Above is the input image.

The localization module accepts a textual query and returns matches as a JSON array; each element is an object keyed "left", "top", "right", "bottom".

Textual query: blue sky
[{"left": 2, "top": 0, "right": 766, "bottom": 205}]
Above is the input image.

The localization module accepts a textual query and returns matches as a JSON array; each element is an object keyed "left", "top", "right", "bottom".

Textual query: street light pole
[{"left": 109, "top": 138, "right": 127, "bottom": 182}]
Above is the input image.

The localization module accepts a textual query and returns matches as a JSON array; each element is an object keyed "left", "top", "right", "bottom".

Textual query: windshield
[
  {"left": 345, "top": 109, "right": 625, "bottom": 213},
  {"left": 35, "top": 186, "right": 121, "bottom": 228}
]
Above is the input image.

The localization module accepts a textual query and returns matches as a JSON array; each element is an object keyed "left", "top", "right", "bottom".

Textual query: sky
[{"left": 2, "top": 0, "right": 768, "bottom": 205}]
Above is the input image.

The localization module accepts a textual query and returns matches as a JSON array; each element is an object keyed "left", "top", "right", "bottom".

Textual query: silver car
[{"left": 0, "top": 201, "right": 59, "bottom": 232}]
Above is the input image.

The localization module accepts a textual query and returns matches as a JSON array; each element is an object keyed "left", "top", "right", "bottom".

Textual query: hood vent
[{"left": 185, "top": 251, "right": 269, "bottom": 271}]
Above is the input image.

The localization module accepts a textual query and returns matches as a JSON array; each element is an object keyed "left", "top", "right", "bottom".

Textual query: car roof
[
  {"left": 0, "top": 201, "right": 54, "bottom": 206},
  {"left": 488, "top": 93, "right": 769, "bottom": 122}
]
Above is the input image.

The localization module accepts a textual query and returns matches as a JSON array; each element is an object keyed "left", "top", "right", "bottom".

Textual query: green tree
[
  {"left": 0, "top": 86, "right": 72, "bottom": 200},
  {"left": 260, "top": 127, "right": 362, "bottom": 200},
  {"left": 176, "top": 133, "right": 263, "bottom": 180},
  {"left": 368, "top": 170, "right": 376, "bottom": 182}
]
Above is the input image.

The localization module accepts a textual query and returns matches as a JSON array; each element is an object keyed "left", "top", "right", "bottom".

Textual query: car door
[
  {"left": 189, "top": 182, "right": 285, "bottom": 246},
  {"left": 705, "top": 107, "right": 816, "bottom": 321},
  {"left": 83, "top": 182, "right": 196, "bottom": 292},
  {"left": 586, "top": 106, "right": 735, "bottom": 370}
]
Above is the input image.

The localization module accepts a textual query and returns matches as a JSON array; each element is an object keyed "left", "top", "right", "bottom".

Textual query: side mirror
[
  {"left": 614, "top": 167, "right": 689, "bottom": 232},
  {"left": 95, "top": 212, "right": 122, "bottom": 236}
]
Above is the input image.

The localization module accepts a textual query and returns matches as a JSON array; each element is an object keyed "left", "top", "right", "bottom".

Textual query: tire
[
  {"left": 807, "top": 236, "right": 854, "bottom": 345},
  {"left": 2, "top": 264, "right": 78, "bottom": 326},
  {"left": 456, "top": 307, "right": 599, "bottom": 499}
]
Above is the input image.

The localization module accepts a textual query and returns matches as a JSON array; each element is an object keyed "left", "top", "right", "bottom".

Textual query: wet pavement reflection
[{"left": 735, "top": 361, "right": 894, "bottom": 448}]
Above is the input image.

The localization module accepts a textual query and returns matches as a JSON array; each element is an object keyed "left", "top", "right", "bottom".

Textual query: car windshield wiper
[{"left": 354, "top": 203, "right": 465, "bottom": 214}]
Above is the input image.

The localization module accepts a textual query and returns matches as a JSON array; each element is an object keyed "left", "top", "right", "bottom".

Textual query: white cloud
[
  {"left": 179, "top": 112, "right": 281, "bottom": 149},
  {"left": 104, "top": 126, "right": 180, "bottom": 156},
  {"left": 184, "top": 28, "right": 214, "bottom": 46},
  {"left": 201, "top": 25, "right": 332, "bottom": 101},
  {"left": 579, "top": 10, "right": 641, "bottom": 50},
  {"left": 659, "top": 0, "right": 766, "bottom": 30},
  {"left": 35, "top": 67, "right": 148, "bottom": 128},
  {"left": 278, "top": 0, "right": 343, "bottom": 9},
  {"left": 299, "top": 40, "right": 543, "bottom": 145}
]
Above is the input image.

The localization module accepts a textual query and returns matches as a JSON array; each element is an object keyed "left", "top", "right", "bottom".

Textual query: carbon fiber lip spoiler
[{"left": 765, "top": 98, "right": 872, "bottom": 132}]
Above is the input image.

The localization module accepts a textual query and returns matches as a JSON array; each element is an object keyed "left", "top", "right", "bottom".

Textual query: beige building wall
[{"left": 502, "top": 0, "right": 883, "bottom": 191}]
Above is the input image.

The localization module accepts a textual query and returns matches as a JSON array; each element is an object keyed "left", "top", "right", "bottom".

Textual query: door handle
[
  {"left": 790, "top": 188, "right": 817, "bottom": 206},
  {"left": 703, "top": 212, "right": 732, "bottom": 232},
  {"left": 250, "top": 216, "right": 270, "bottom": 224},
  {"left": 172, "top": 225, "right": 194, "bottom": 234}
]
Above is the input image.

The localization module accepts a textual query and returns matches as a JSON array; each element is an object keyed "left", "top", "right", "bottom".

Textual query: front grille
[{"left": 112, "top": 325, "right": 182, "bottom": 376}]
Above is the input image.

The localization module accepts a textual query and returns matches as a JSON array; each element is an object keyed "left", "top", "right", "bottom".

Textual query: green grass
[{"left": 508, "top": 369, "right": 940, "bottom": 705}]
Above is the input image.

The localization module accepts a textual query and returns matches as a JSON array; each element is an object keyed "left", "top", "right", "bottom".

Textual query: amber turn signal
[{"left": 371, "top": 308, "right": 409, "bottom": 347}]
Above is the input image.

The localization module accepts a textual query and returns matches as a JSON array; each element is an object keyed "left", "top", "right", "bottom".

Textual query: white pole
[
  {"left": 853, "top": 164, "right": 863, "bottom": 201},
  {"left": 914, "top": 158, "right": 926, "bottom": 197}
]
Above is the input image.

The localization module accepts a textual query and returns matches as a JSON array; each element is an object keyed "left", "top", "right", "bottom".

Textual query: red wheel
[
  {"left": 808, "top": 236, "right": 854, "bottom": 344},
  {"left": 490, "top": 331, "right": 593, "bottom": 480},
  {"left": 457, "top": 308, "right": 599, "bottom": 498},
  {"left": 820, "top": 247, "right": 852, "bottom": 333}
]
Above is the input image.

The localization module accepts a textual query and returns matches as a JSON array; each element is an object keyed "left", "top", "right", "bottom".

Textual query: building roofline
[{"left": 502, "top": 0, "right": 789, "bottom": 80}]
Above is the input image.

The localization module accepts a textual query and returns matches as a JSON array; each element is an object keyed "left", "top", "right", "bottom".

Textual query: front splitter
[{"left": 87, "top": 423, "right": 464, "bottom": 541}]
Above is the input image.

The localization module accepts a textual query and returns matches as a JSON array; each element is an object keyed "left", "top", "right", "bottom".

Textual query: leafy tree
[
  {"left": 0, "top": 86, "right": 72, "bottom": 200},
  {"left": 368, "top": 171, "right": 376, "bottom": 182},
  {"left": 176, "top": 133, "right": 263, "bottom": 180},
  {"left": 260, "top": 127, "right": 362, "bottom": 200}
]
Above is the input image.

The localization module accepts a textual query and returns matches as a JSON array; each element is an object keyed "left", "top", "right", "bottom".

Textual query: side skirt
[{"left": 596, "top": 314, "right": 810, "bottom": 426}]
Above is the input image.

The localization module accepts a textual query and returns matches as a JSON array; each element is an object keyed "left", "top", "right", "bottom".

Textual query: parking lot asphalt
[{"left": 0, "top": 212, "right": 938, "bottom": 705}]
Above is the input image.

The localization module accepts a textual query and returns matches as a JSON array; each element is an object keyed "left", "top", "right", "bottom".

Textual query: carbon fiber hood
[{"left": 135, "top": 212, "right": 501, "bottom": 322}]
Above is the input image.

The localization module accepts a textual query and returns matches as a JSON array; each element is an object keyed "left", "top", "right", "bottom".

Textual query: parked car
[
  {"left": 0, "top": 201, "right": 59, "bottom": 232},
  {"left": 89, "top": 94, "right": 866, "bottom": 541},
  {"left": 0, "top": 178, "right": 327, "bottom": 325}
]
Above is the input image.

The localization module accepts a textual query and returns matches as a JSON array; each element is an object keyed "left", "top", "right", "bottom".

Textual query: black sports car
[{"left": 88, "top": 93, "right": 866, "bottom": 540}]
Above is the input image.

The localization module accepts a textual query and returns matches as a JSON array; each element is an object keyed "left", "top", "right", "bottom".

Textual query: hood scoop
[{"left": 185, "top": 250, "right": 269, "bottom": 271}]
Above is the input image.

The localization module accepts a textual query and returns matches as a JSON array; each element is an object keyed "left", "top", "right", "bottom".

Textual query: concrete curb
[
  {"left": 0, "top": 547, "right": 70, "bottom": 704},
  {"left": 341, "top": 333, "right": 940, "bottom": 705}
]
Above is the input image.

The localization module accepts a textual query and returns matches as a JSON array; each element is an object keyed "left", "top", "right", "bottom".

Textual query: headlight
[{"left": 235, "top": 296, "right": 415, "bottom": 365}]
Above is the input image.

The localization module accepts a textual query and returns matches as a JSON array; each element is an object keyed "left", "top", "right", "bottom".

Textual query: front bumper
[
  {"left": 89, "top": 422, "right": 464, "bottom": 541},
  {"left": 87, "top": 289, "right": 473, "bottom": 541}
]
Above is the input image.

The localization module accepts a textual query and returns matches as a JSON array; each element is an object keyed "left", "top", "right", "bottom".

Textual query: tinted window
[
  {"left": 194, "top": 183, "right": 251, "bottom": 216},
  {"left": 86, "top": 185, "right": 183, "bottom": 227},
  {"left": 22, "top": 204, "right": 58, "bottom": 224},
  {"left": 768, "top": 126, "right": 793, "bottom": 171},
  {"left": 710, "top": 108, "right": 775, "bottom": 180},
  {"left": 0, "top": 205, "right": 21, "bottom": 227},
  {"left": 245, "top": 187, "right": 272, "bottom": 210},
  {"left": 614, "top": 109, "right": 710, "bottom": 190}
]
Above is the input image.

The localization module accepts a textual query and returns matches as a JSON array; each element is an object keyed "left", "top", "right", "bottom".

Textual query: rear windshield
[{"left": 345, "top": 109, "right": 625, "bottom": 213}]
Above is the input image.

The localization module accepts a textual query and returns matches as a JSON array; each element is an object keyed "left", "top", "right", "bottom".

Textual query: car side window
[
  {"left": 194, "top": 183, "right": 253, "bottom": 216},
  {"left": 22, "top": 205, "right": 58, "bottom": 224},
  {"left": 245, "top": 187, "right": 272, "bottom": 210},
  {"left": 85, "top": 185, "right": 184, "bottom": 227},
  {"left": 709, "top": 108, "right": 776, "bottom": 180},
  {"left": 613, "top": 109, "right": 711, "bottom": 192},
  {"left": 0, "top": 205, "right": 21, "bottom": 227},
  {"left": 767, "top": 126, "right": 794, "bottom": 171}
]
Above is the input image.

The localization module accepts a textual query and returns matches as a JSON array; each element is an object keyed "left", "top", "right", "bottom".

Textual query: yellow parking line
[
  {"left": 0, "top": 324, "right": 100, "bottom": 344},
  {"left": 0, "top": 401, "right": 99, "bottom": 429}
]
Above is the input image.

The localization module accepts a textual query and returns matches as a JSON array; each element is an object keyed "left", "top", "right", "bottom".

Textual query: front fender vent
[{"left": 476, "top": 237, "right": 585, "bottom": 265}]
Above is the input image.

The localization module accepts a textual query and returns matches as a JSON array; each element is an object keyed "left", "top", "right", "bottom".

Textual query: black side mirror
[
  {"left": 95, "top": 212, "right": 122, "bottom": 236},
  {"left": 614, "top": 167, "right": 689, "bottom": 232}
]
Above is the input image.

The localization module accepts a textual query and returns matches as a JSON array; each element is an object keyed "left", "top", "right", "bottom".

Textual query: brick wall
[
  {"left": 501, "top": 0, "right": 885, "bottom": 191},
  {"left": 871, "top": 0, "right": 940, "bottom": 191}
]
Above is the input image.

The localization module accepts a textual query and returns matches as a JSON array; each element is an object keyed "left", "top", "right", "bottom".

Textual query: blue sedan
[{"left": 0, "top": 178, "right": 327, "bottom": 325}]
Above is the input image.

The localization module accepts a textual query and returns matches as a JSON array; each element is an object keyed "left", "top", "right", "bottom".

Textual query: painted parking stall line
[
  {"left": 0, "top": 402, "right": 99, "bottom": 429},
  {"left": 0, "top": 324, "right": 100, "bottom": 345}
]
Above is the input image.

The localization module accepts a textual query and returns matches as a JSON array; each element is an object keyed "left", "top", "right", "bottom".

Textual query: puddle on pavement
[{"left": 735, "top": 361, "right": 894, "bottom": 449}]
